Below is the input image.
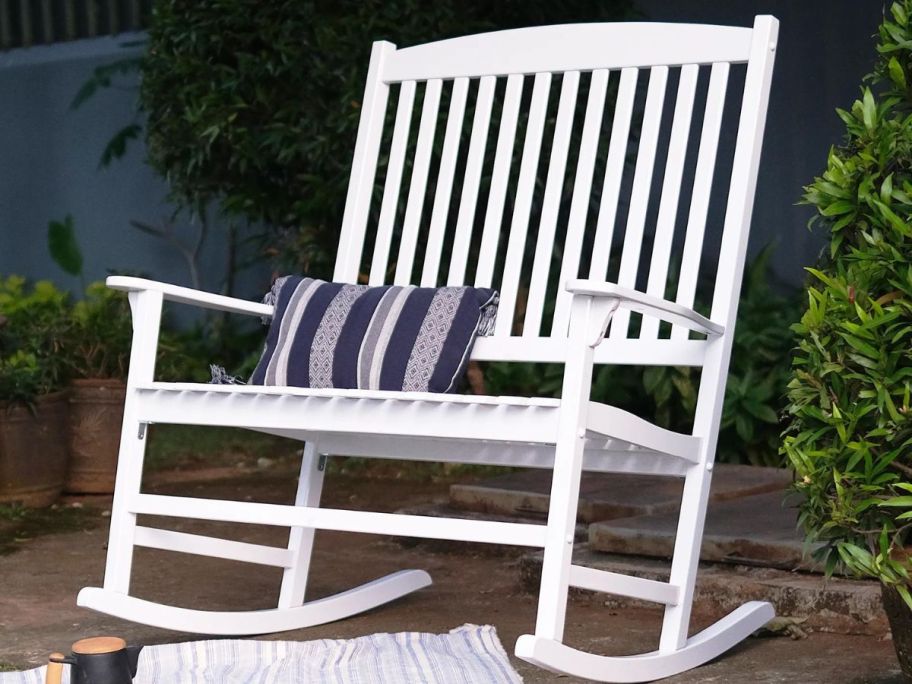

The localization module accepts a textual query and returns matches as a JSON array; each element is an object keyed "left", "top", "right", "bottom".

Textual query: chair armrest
[
  {"left": 565, "top": 279, "right": 724, "bottom": 336},
  {"left": 106, "top": 276, "right": 273, "bottom": 319}
]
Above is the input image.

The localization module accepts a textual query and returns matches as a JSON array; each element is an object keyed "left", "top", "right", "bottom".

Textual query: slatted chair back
[{"left": 333, "top": 20, "right": 775, "bottom": 369}]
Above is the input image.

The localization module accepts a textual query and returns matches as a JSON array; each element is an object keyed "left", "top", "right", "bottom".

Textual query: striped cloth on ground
[
  {"left": 250, "top": 277, "right": 498, "bottom": 393},
  {"left": 0, "top": 625, "right": 522, "bottom": 683}
]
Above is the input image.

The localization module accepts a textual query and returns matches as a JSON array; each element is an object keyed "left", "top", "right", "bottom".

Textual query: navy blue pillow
[{"left": 250, "top": 277, "right": 498, "bottom": 393}]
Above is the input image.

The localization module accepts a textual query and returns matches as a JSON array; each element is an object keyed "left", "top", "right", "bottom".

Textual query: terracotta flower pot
[
  {"left": 883, "top": 583, "right": 912, "bottom": 678},
  {"left": 64, "top": 379, "right": 126, "bottom": 494},
  {"left": 0, "top": 391, "right": 70, "bottom": 507}
]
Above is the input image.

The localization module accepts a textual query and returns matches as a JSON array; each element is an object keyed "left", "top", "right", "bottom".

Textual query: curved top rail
[{"left": 383, "top": 21, "right": 762, "bottom": 82}]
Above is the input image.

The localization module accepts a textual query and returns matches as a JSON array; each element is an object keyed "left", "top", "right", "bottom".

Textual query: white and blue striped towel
[{"left": 1, "top": 624, "right": 522, "bottom": 683}]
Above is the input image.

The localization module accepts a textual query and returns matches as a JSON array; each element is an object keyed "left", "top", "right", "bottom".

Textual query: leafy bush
[
  {"left": 783, "top": 1, "right": 912, "bottom": 602},
  {"left": 140, "top": 0, "right": 634, "bottom": 276},
  {"left": 66, "top": 282, "right": 133, "bottom": 380},
  {"left": 0, "top": 277, "right": 71, "bottom": 404}
]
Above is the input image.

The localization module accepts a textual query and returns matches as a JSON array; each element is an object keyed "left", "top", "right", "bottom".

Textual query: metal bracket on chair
[
  {"left": 137, "top": 423, "right": 147, "bottom": 440},
  {"left": 318, "top": 454, "right": 328, "bottom": 471}
]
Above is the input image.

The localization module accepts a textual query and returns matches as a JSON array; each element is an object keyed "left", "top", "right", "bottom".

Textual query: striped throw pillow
[{"left": 250, "top": 277, "right": 498, "bottom": 393}]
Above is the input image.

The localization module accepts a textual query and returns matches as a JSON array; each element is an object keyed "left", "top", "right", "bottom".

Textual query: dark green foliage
[
  {"left": 0, "top": 277, "right": 71, "bottom": 404},
  {"left": 47, "top": 215, "right": 83, "bottom": 278},
  {"left": 783, "top": 1, "right": 912, "bottom": 603},
  {"left": 67, "top": 282, "right": 133, "bottom": 380},
  {"left": 140, "top": 0, "right": 634, "bottom": 276}
]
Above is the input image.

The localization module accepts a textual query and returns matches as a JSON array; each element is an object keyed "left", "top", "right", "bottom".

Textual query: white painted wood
[
  {"left": 524, "top": 70, "right": 582, "bottom": 337},
  {"left": 133, "top": 527, "right": 294, "bottom": 568},
  {"left": 640, "top": 64, "right": 699, "bottom": 340},
  {"left": 334, "top": 41, "right": 395, "bottom": 282},
  {"left": 278, "top": 442, "right": 326, "bottom": 609},
  {"left": 472, "top": 336, "right": 709, "bottom": 366},
  {"left": 661, "top": 16, "right": 779, "bottom": 653},
  {"left": 107, "top": 276, "right": 271, "bottom": 318},
  {"left": 79, "top": 570, "right": 433, "bottom": 635},
  {"left": 495, "top": 72, "right": 552, "bottom": 336},
  {"left": 547, "top": 68, "right": 611, "bottom": 337},
  {"left": 369, "top": 80, "right": 416, "bottom": 285},
  {"left": 533, "top": 295, "right": 612, "bottom": 640},
  {"left": 131, "top": 494, "right": 549, "bottom": 548},
  {"left": 515, "top": 601, "right": 774, "bottom": 682},
  {"left": 448, "top": 76, "right": 496, "bottom": 286},
  {"left": 610, "top": 66, "right": 669, "bottom": 340},
  {"left": 475, "top": 73, "right": 523, "bottom": 288},
  {"left": 568, "top": 565, "right": 680, "bottom": 605},
  {"left": 102, "top": 288, "right": 162, "bottom": 594},
  {"left": 383, "top": 23, "right": 753, "bottom": 82},
  {"left": 584, "top": 67, "right": 638, "bottom": 289},
  {"left": 566, "top": 279, "right": 723, "bottom": 336},
  {"left": 586, "top": 402, "right": 699, "bottom": 462},
  {"left": 672, "top": 63, "right": 730, "bottom": 341},
  {"left": 310, "top": 433, "right": 693, "bottom": 476},
  {"left": 422, "top": 77, "right": 469, "bottom": 286},
  {"left": 395, "top": 79, "right": 443, "bottom": 284}
]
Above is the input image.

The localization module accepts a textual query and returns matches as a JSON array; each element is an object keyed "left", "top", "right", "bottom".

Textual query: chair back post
[{"left": 659, "top": 14, "right": 779, "bottom": 653}]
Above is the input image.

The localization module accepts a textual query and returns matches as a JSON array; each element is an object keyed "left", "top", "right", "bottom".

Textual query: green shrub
[
  {"left": 67, "top": 282, "right": 133, "bottom": 380},
  {"left": 783, "top": 1, "right": 912, "bottom": 602},
  {"left": 0, "top": 277, "right": 71, "bottom": 404},
  {"left": 140, "top": 0, "right": 634, "bottom": 276}
]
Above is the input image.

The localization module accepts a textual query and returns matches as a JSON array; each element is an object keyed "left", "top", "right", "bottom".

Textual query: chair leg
[
  {"left": 659, "top": 463, "right": 713, "bottom": 651},
  {"left": 533, "top": 297, "right": 598, "bottom": 641},
  {"left": 102, "top": 409, "right": 149, "bottom": 593},
  {"left": 278, "top": 441, "right": 326, "bottom": 608}
]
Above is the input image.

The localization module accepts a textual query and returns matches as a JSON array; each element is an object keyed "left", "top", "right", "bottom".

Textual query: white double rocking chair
[{"left": 79, "top": 15, "right": 779, "bottom": 683}]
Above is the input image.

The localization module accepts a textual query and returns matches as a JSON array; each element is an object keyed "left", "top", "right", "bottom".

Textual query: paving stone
[
  {"left": 588, "top": 490, "right": 821, "bottom": 571},
  {"left": 519, "top": 545, "right": 888, "bottom": 637},
  {"left": 449, "top": 464, "right": 792, "bottom": 523}
]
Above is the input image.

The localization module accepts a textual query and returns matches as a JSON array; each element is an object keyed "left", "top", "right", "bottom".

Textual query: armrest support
[
  {"left": 566, "top": 279, "right": 724, "bottom": 336},
  {"left": 107, "top": 276, "right": 273, "bottom": 319}
]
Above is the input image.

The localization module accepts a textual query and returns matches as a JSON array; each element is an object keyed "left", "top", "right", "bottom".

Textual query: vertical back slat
[
  {"left": 394, "top": 78, "right": 443, "bottom": 284},
  {"left": 334, "top": 41, "right": 394, "bottom": 282},
  {"left": 421, "top": 77, "right": 469, "bottom": 286},
  {"left": 447, "top": 76, "right": 496, "bottom": 285},
  {"left": 640, "top": 64, "right": 699, "bottom": 340},
  {"left": 524, "top": 70, "right": 583, "bottom": 338},
  {"left": 495, "top": 72, "right": 554, "bottom": 337},
  {"left": 549, "top": 68, "right": 612, "bottom": 336},
  {"left": 609, "top": 66, "right": 669, "bottom": 339},
  {"left": 585, "top": 68, "right": 638, "bottom": 286},
  {"left": 369, "top": 80, "right": 417, "bottom": 285},
  {"left": 672, "top": 63, "right": 730, "bottom": 340},
  {"left": 474, "top": 73, "right": 524, "bottom": 288}
]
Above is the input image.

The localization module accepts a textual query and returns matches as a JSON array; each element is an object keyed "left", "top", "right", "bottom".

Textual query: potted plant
[
  {"left": 783, "top": 2, "right": 912, "bottom": 674},
  {"left": 0, "top": 277, "right": 71, "bottom": 507},
  {"left": 62, "top": 282, "right": 132, "bottom": 494}
]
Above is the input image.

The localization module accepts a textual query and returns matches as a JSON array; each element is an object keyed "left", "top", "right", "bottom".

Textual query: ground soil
[{"left": 0, "top": 461, "right": 905, "bottom": 683}]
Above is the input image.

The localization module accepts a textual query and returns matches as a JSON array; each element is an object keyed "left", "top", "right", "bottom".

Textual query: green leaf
[
  {"left": 47, "top": 215, "right": 83, "bottom": 278},
  {"left": 889, "top": 56, "right": 907, "bottom": 89},
  {"left": 862, "top": 88, "right": 877, "bottom": 131}
]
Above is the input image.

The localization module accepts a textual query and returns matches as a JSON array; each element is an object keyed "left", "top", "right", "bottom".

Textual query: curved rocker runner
[{"left": 80, "top": 16, "right": 779, "bottom": 683}]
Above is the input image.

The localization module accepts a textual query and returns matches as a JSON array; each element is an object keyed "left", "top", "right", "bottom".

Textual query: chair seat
[{"left": 133, "top": 382, "right": 698, "bottom": 467}]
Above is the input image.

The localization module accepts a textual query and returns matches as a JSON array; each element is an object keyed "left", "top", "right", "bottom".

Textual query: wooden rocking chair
[{"left": 79, "top": 16, "right": 779, "bottom": 682}]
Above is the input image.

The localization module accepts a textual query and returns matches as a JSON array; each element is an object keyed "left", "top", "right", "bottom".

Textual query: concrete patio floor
[{"left": 0, "top": 464, "right": 904, "bottom": 683}]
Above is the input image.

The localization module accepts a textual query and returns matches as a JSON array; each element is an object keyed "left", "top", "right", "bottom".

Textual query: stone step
[
  {"left": 519, "top": 545, "right": 887, "bottom": 636},
  {"left": 588, "top": 490, "right": 821, "bottom": 571},
  {"left": 449, "top": 464, "right": 791, "bottom": 523}
]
